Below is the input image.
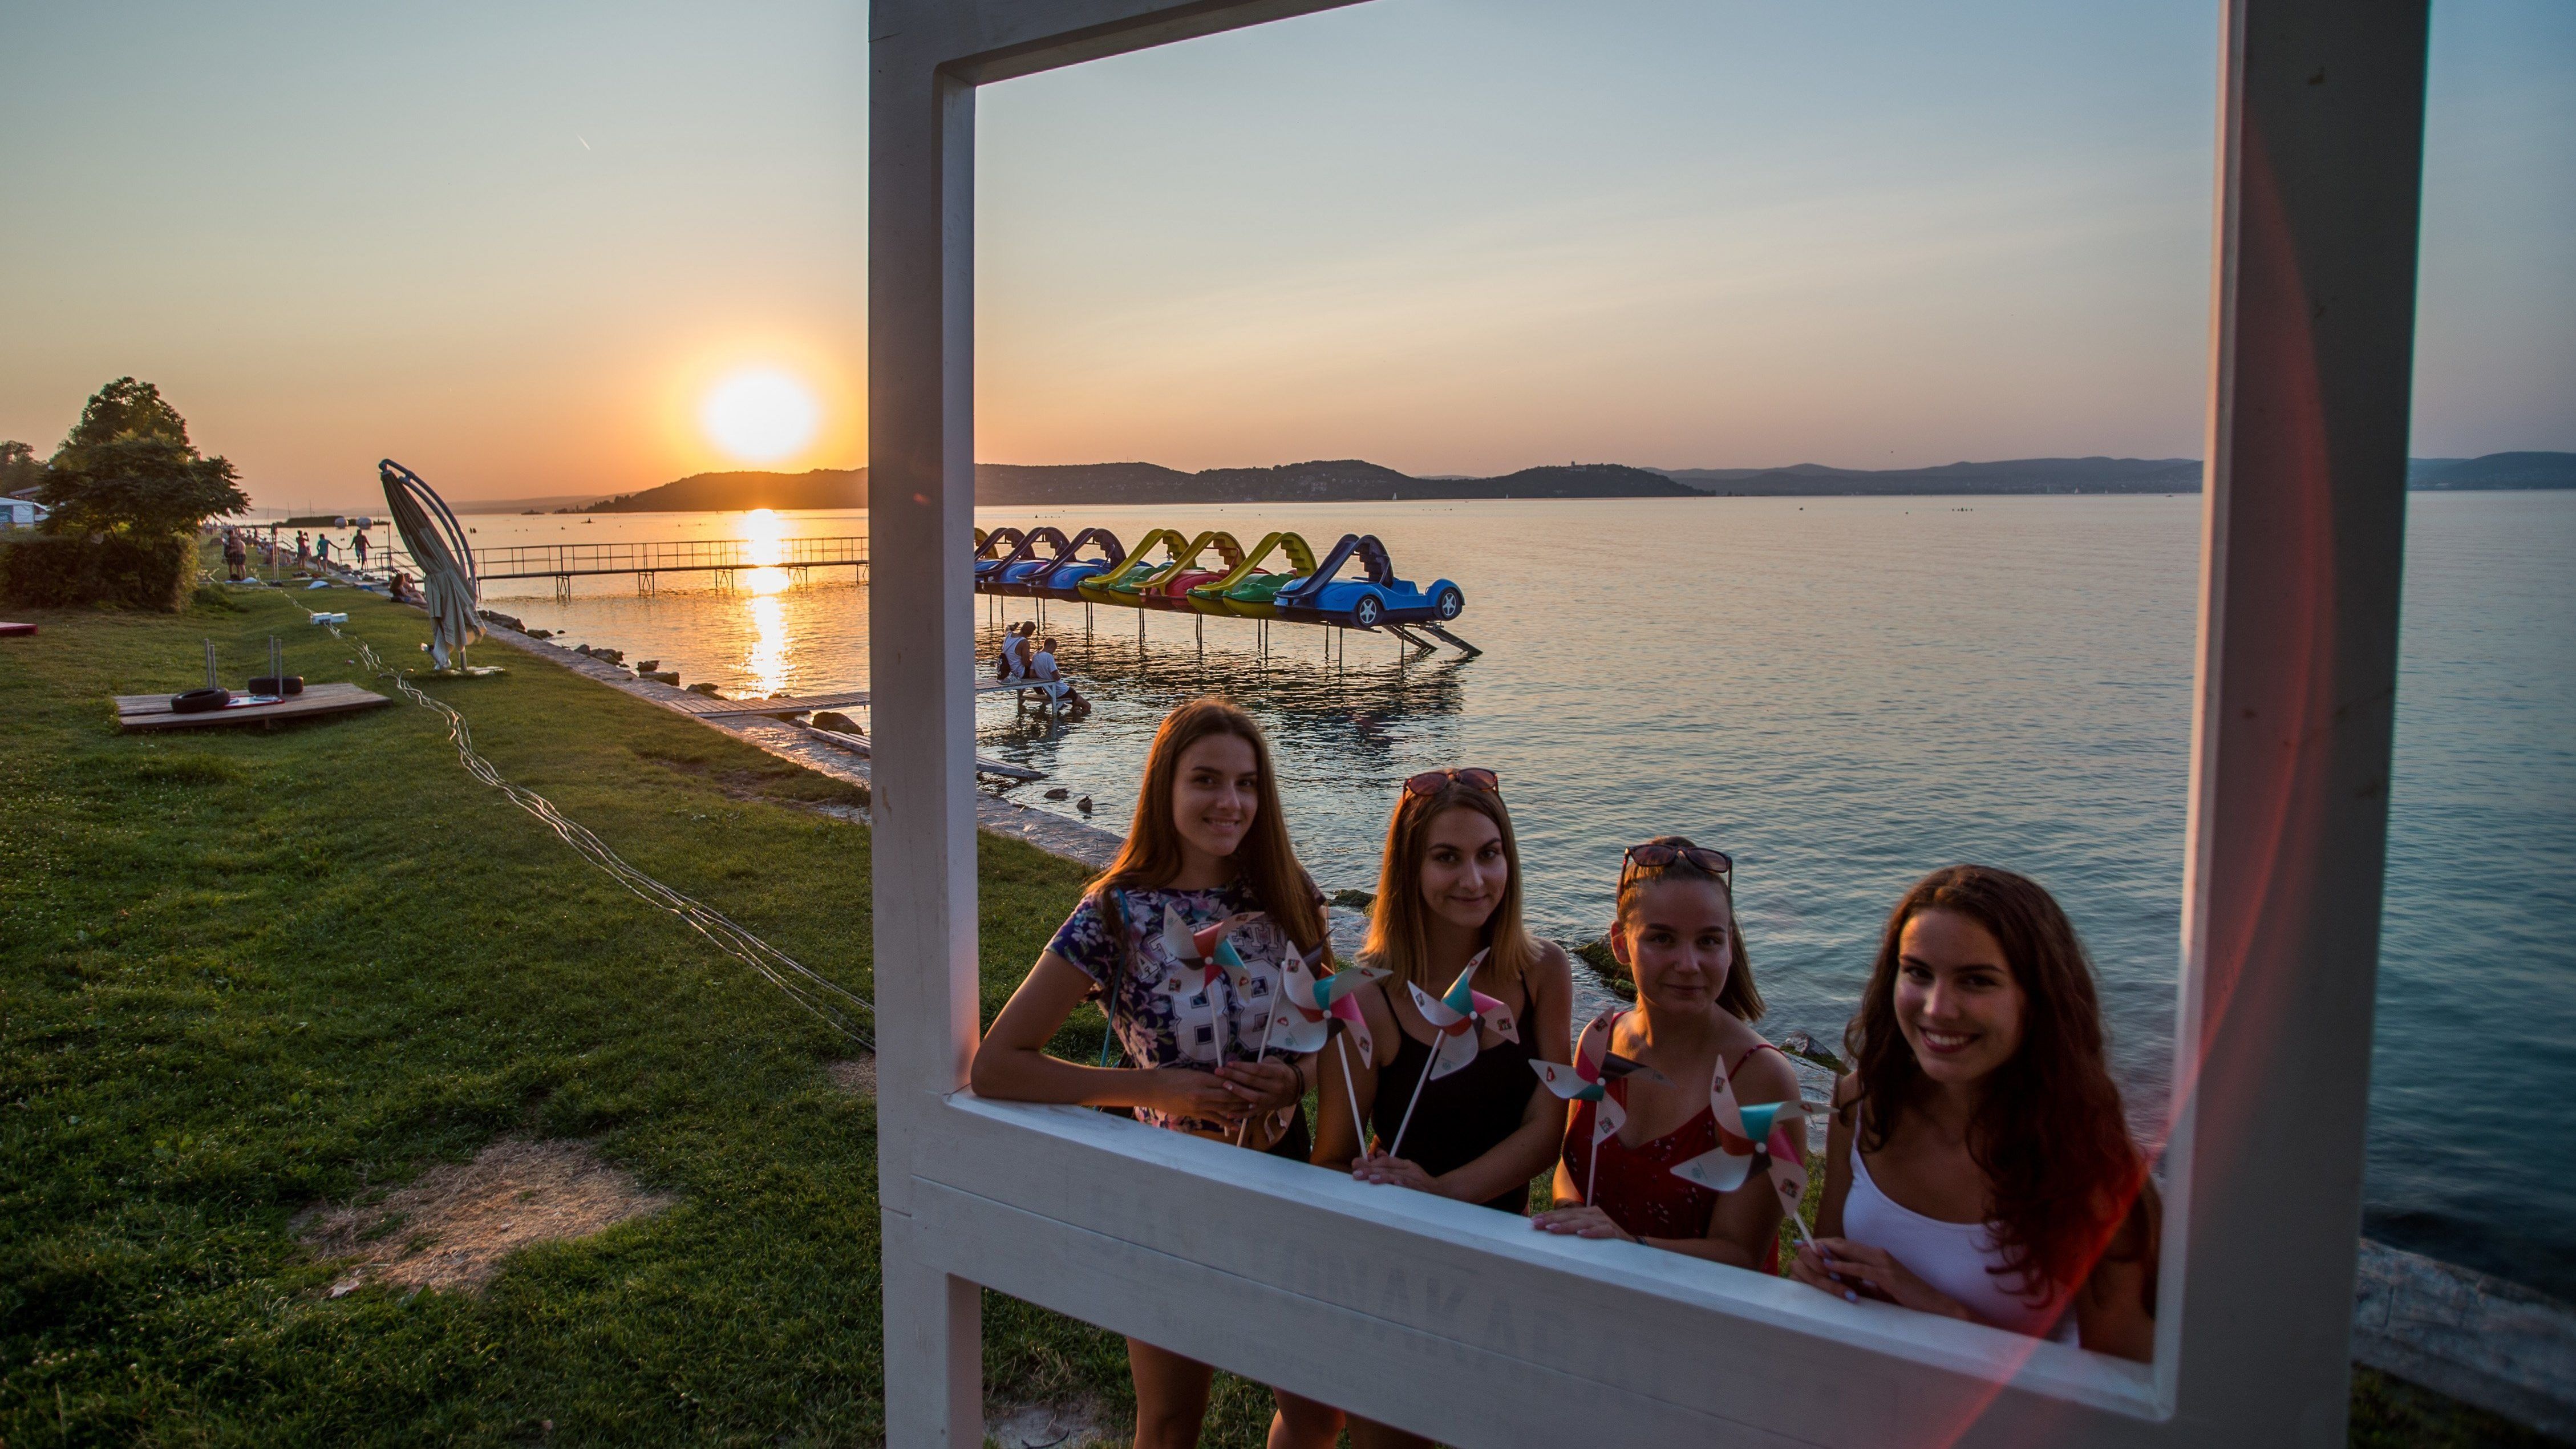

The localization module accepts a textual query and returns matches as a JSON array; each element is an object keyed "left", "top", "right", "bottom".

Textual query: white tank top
[{"left": 1842, "top": 1142, "right": 2077, "bottom": 1343}]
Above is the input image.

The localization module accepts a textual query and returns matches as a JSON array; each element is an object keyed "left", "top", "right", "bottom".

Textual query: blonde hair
[
  {"left": 1362, "top": 780, "right": 1540, "bottom": 997},
  {"left": 1091, "top": 697, "right": 1327, "bottom": 956}
]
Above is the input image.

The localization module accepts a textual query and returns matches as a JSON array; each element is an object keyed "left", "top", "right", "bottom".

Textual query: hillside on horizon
[
  {"left": 534, "top": 450, "right": 2576, "bottom": 514},
  {"left": 577, "top": 459, "right": 1692, "bottom": 513}
]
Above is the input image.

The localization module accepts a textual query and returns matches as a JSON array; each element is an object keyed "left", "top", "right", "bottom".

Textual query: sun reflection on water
[
  {"left": 746, "top": 593, "right": 791, "bottom": 697},
  {"left": 741, "top": 510, "right": 794, "bottom": 693}
]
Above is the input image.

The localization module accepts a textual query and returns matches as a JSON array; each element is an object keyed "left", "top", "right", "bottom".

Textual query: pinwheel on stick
[
  {"left": 1670, "top": 1051, "right": 1815, "bottom": 1245},
  {"left": 1529, "top": 1007, "right": 1671, "bottom": 1205},
  {"left": 1155, "top": 905, "right": 1263, "bottom": 1068},
  {"left": 1383, "top": 952, "right": 1520, "bottom": 1161},
  {"left": 1262, "top": 945, "right": 1385, "bottom": 1147}
]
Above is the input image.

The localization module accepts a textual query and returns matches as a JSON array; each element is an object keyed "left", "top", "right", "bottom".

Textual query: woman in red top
[{"left": 1531, "top": 836, "right": 1802, "bottom": 1270}]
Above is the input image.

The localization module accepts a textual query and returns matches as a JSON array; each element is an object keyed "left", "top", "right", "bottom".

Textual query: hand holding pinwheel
[
  {"left": 1384, "top": 951, "right": 1516, "bottom": 1161},
  {"left": 1529, "top": 1009, "right": 1669, "bottom": 1205},
  {"left": 1789, "top": 1238, "right": 1974, "bottom": 1321},
  {"left": 1669, "top": 1055, "right": 1814, "bottom": 1245}
]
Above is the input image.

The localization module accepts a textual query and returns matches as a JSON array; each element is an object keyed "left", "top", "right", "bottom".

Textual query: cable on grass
[{"left": 326, "top": 617, "right": 874, "bottom": 1049}]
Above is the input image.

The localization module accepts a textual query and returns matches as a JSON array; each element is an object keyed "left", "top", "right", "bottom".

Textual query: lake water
[{"left": 431, "top": 492, "right": 2575, "bottom": 1298}]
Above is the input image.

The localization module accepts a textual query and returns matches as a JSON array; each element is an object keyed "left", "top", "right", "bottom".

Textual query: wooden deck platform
[
  {"left": 114, "top": 681, "right": 392, "bottom": 731},
  {"left": 675, "top": 677, "right": 1058, "bottom": 718}
]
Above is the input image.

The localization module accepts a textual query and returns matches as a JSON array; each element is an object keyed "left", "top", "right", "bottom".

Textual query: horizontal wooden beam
[{"left": 919, "top": 1098, "right": 2163, "bottom": 1447}]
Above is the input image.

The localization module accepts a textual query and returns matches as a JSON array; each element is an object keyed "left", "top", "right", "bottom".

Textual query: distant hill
[
  {"left": 1659, "top": 456, "right": 2204, "bottom": 495},
  {"left": 453, "top": 493, "right": 613, "bottom": 514},
  {"left": 582, "top": 460, "right": 1692, "bottom": 512},
  {"left": 2407, "top": 452, "right": 2576, "bottom": 489},
  {"left": 569, "top": 450, "right": 2576, "bottom": 513}
]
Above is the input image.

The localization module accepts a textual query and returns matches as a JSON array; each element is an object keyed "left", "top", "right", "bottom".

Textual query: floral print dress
[{"left": 1046, "top": 884, "right": 1302, "bottom": 1134}]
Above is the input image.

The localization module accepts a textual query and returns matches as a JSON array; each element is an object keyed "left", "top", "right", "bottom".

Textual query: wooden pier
[{"left": 383, "top": 537, "right": 868, "bottom": 600}]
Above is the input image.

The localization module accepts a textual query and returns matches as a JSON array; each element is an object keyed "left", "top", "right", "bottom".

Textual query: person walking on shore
[
  {"left": 295, "top": 530, "right": 310, "bottom": 566},
  {"left": 222, "top": 529, "right": 247, "bottom": 581},
  {"left": 353, "top": 528, "right": 370, "bottom": 569}
]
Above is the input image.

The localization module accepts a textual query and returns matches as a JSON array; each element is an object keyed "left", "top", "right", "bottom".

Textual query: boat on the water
[
  {"left": 1077, "top": 528, "right": 1188, "bottom": 606},
  {"left": 1029, "top": 527, "right": 1125, "bottom": 600},
  {"left": 1194, "top": 531, "right": 1317, "bottom": 619},
  {"left": 973, "top": 520, "right": 1467, "bottom": 638},
  {"left": 1130, "top": 530, "right": 1244, "bottom": 612},
  {"left": 1270, "top": 533, "right": 1464, "bottom": 629}
]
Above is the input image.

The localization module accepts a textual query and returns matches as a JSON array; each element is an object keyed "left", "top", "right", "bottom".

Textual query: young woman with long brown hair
[
  {"left": 971, "top": 697, "right": 1343, "bottom": 1449},
  {"left": 1313, "top": 768, "right": 1575, "bottom": 1201},
  {"left": 1788, "top": 865, "right": 2156, "bottom": 1359},
  {"left": 1528, "top": 836, "right": 1802, "bottom": 1269},
  {"left": 1308, "top": 767, "right": 1572, "bottom": 1449}
]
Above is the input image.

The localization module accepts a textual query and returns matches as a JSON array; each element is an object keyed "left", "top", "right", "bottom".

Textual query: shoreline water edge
[{"left": 459, "top": 599, "right": 2575, "bottom": 1439}]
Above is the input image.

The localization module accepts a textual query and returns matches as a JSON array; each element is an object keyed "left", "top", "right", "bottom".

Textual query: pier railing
[
  {"left": 466, "top": 536, "right": 868, "bottom": 580},
  {"left": 368, "top": 535, "right": 869, "bottom": 598}
]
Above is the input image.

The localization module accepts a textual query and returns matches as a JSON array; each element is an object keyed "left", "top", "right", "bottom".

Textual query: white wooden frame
[{"left": 868, "top": 0, "right": 2432, "bottom": 1442}]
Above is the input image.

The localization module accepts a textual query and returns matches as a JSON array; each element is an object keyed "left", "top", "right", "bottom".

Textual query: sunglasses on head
[
  {"left": 1621, "top": 842, "right": 1734, "bottom": 881},
  {"left": 1403, "top": 767, "right": 1500, "bottom": 798}
]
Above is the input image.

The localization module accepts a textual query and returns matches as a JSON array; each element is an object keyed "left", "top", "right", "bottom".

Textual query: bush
[{"left": 0, "top": 532, "right": 196, "bottom": 612}]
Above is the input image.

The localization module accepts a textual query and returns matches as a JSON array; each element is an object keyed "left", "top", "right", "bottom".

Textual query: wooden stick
[
  {"left": 1336, "top": 1033, "right": 1371, "bottom": 1155},
  {"left": 1784, "top": 1201, "right": 1817, "bottom": 1249},
  {"left": 1384, "top": 1039, "right": 1437, "bottom": 1163},
  {"left": 1235, "top": 987, "right": 1282, "bottom": 1147}
]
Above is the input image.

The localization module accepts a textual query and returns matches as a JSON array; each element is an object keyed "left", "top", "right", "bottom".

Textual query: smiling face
[
  {"left": 1892, "top": 908, "right": 2027, "bottom": 1086},
  {"left": 1417, "top": 805, "right": 1509, "bottom": 934},
  {"left": 1611, "top": 876, "right": 1735, "bottom": 1012},
  {"left": 1168, "top": 731, "right": 1260, "bottom": 866}
]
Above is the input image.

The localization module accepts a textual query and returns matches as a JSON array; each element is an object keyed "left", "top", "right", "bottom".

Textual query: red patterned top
[{"left": 1559, "top": 1043, "right": 1784, "bottom": 1272}]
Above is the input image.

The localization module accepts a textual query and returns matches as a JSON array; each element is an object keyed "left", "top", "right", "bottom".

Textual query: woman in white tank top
[{"left": 1788, "top": 865, "right": 2156, "bottom": 1360}]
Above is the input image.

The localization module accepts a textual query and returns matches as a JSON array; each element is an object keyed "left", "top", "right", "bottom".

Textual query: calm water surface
[{"left": 457, "top": 492, "right": 2575, "bottom": 1297}]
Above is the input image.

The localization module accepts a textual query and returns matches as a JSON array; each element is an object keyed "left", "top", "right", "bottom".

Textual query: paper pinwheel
[
  {"left": 1383, "top": 952, "right": 1516, "bottom": 1160},
  {"left": 1531, "top": 1008, "right": 1671, "bottom": 1204},
  {"left": 1669, "top": 1057, "right": 1813, "bottom": 1243},
  {"left": 1248, "top": 946, "right": 1386, "bottom": 1148},
  {"left": 1263, "top": 947, "right": 1382, "bottom": 1057},
  {"left": 1156, "top": 905, "right": 1269, "bottom": 1066}
]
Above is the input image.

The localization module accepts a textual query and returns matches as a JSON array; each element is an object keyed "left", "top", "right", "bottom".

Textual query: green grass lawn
[{"left": 0, "top": 583, "right": 2549, "bottom": 1447}]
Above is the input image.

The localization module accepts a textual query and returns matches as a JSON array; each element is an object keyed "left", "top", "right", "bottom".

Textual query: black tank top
[{"left": 1372, "top": 1019, "right": 1536, "bottom": 1214}]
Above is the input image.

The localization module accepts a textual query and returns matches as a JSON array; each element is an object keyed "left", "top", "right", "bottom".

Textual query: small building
[{"left": 2, "top": 494, "right": 49, "bottom": 529}]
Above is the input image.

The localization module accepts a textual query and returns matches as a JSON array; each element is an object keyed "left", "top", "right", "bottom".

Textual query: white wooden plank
[
  {"left": 913, "top": 1177, "right": 1824, "bottom": 1448},
  {"left": 916, "top": 1097, "right": 2164, "bottom": 1445}
]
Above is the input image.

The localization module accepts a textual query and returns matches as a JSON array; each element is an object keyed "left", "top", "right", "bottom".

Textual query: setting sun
[{"left": 700, "top": 368, "right": 821, "bottom": 463}]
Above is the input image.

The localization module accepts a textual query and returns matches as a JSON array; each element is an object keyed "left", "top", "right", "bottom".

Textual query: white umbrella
[{"left": 378, "top": 459, "right": 484, "bottom": 670}]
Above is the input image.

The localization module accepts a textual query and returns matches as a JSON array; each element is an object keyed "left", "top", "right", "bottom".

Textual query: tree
[
  {"left": 0, "top": 440, "right": 41, "bottom": 496},
  {"left": 54, "top": 377, "right": 192, "bottom": 456},
  {"left": 37, "top": 378, "right": 246, "bottom": 536}
]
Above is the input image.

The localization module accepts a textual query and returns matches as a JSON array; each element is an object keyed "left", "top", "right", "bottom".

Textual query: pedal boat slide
[{"left": 1269, "top": 533, "right": 1464, "bottom": 630}]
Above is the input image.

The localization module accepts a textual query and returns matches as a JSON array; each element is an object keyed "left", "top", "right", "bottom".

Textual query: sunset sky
[{"left": 3, "top": 0, "right": 2569, "bottom": 509}]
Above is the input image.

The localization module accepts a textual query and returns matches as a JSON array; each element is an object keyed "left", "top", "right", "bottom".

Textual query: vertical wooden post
[
  {"left": 2167, "top": 0, "right": 2429, "bottom": 1437},
  {"left": 870, "top": 53, "right": 985, "bottom": 1449}
]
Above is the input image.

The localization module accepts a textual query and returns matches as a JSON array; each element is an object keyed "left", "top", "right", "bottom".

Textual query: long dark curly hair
[{"left": 1843, "top": 865, "right": 2154, "bottom": 1305}]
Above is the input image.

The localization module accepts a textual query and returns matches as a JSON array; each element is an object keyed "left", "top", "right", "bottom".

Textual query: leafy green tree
[
  {"left": 37, "top": 378, "right": 246, "bottom": 536},
  {"left": 0, "top": 440, "right": 42, "bottom": 496}
]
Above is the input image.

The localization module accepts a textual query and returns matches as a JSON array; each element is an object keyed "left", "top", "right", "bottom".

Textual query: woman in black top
[
  {"left": 1314, "top": 768, "right": 1573, "bottom": 1208},
  {"left": 1311, "top": 770, "right": 1573, "bottom": 1449}
]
